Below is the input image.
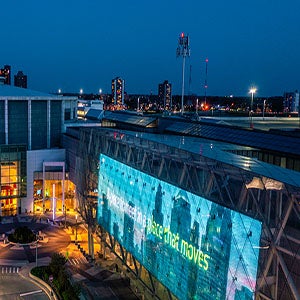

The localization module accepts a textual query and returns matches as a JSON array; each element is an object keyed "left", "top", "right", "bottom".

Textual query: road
[
  {"left": 0, "top": 272, "right": 49, "bottom": 300},
  {"left": 0, "top": 216, "right": 70, "bottom": 263},
  {"left": 0, "top": 215, "right": 81, "bottom": 300},
  {"left": 0, "top": 215, "right": 141, "bottom": 300}
]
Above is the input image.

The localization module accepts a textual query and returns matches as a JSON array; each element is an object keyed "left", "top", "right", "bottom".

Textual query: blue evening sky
[{"left": 1, "top": 0, "right": 299, "bottom": 96}]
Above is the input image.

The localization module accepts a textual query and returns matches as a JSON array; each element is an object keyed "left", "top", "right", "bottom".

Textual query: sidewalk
[
  {"left": 18, "top": 257, "right": 58, "bottom": 300},
  {"left": 64, "top": 223, "right": 142, "bottom": 300},
  {"left": 72, "top": 226, "right": 146, "bottom": 300}
]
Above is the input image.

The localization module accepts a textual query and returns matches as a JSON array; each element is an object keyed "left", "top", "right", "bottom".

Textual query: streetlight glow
[
  {"left": 249, "top": 87, "right": 257, "bottom": 111},
  {"left": 249, "top": 87, "right": 257, "bottom": 128}
]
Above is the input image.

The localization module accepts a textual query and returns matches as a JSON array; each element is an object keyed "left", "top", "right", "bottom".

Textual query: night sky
[{"left": 1, "top": 0, "right": 299, "bottom": 97}]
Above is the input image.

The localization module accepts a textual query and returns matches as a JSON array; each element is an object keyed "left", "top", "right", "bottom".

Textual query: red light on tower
[
  {"left": 181, "top": 32, "right": 184, "bottom": 38},
  {"left": 205, "top": 58, "right": 208, "bottom": 63}
]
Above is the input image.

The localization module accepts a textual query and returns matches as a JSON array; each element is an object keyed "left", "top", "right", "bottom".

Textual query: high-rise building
[
  {"left": 0, "top": 65, "right": 11, "bottom": 85},
  {"left": 158, "top": 80, "right": 172, "bottom": 110},
  {"left": 111, "top": 77, "right": 125, "bottom": 106},
  {"left": 14, "top": 71, "right": 27, "bottom": 88},
  {"left": 283, "top": 91, "right": 299, "bottom": 113}
]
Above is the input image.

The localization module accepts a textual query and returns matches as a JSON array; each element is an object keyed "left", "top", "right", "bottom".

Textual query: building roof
[
  {"left": 0, "top": 84, "right": 78, "bottom": 100},
  {"left": 123, "top": 130, "right": 300, "bottom": 188},
  {"left": 103, "top": 111, "right": 157, "bottom": 128},
  {"left": 165, "top": 120, "right": 300, "bottom": 156},
  {"left": 86, "top": 109, "right": 104, "bottom": 120}
]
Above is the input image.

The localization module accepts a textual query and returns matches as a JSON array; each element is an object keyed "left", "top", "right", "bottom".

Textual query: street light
[
  {"left": 249, "top": 87, "right": 257, "bottom": 128},
  {"left": 75, "top": 214, "right": 78, "bottom": 241},
  {"left": 35, "top": 235, "right": 38, "bottom": 267},
  {"left": 64, "top": 204, "right": 67, "bottom": 228},
  {"left": 263, "top": 99, "right": 266, "bottom": 121}
]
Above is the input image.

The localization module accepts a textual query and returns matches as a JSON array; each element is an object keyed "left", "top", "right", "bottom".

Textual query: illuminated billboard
[{"left": 98, "top": 154, "right": 262, "bottom": 300}]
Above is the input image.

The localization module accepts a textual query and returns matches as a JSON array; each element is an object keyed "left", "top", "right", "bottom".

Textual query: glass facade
[
  {"left": 0, "top": 145, "right": 26, "bottom": 215},
  {"left": 33, "top": 176, "right": 75, "bottom": 213},
  {"left": 0, "top": 101, "right": 4, "bottom": 144},
  {"left": 98, "top": 154, "right": 262, "bottom": 300},
  {"left": 8, "top": 101, "right": 28, "bottom": 145},
  {"left": 50, "top": 101, "right": 62, "bottom": 147},
  {"left": 31, "top": 101, "right": 48, "bottom": 150}
]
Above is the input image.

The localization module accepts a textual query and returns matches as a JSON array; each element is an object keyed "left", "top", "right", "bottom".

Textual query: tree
[{"left": 49, "top": 252, "right": 67, "bottom": 276}]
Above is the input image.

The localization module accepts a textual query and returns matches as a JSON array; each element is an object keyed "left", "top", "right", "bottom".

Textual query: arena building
[{"left": 62, "top": 115, "right": 300, "bottom": 300}]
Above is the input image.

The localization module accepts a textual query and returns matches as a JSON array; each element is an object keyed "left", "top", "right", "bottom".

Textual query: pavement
[
  {"left": 18, "top": 258, "right": 58, "bottom": 300},
  {"left": 0, "top": 214, "right": 143, "bottom": 300},
  {"left": 63, "top": 224, "right": 142, "bottom": 300}
]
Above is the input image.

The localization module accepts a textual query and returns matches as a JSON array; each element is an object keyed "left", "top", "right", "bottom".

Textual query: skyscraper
[
  {"left": 0, "top": 65, "right": 11, "bottom": 85},
  {"left": 111, "top": 77, "right": 125, "bottom": 107},
  {"left": 158, "top": 80, "right": 172, "bottom": 110},
  {"left": 14, "top": 71, "right": 27, "bottom": 88}
]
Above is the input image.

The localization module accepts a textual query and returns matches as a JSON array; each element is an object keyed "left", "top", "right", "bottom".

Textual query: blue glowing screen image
[{"left": 97, "top": 154, "right": 262, "bottom": 300}]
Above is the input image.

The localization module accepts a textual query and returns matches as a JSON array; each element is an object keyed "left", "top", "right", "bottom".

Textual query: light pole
[
  {"left": 263, "top": 99, "right": 266, "bottom": 121},
  {"left": 249, "top": 87, "right": 257, "bottom": 128},
  {"left": 75, "top": 214, "right": 78, "bottom": 241},
  {"left": 64, "top": 204, "right": 67, "bottom": 228},
  {"left": 35, "top": 235, "right": 38, "bottom": 267},
  {"left": 204, "top": 58, "right": 208, "bottom": 106},
  {"left": 176, "top": 32, "right": 190, "bottom": 115},
  {"left": 52, "top": 184, "right": 56, "bottom": 221}
]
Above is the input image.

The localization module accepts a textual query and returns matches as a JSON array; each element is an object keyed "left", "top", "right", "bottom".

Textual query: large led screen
[{"left": 98, "top": 154, "right": 262, "bottom": 300}]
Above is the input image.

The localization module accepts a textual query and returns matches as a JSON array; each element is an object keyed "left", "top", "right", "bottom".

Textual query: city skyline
[{"left": 1, "top": 0, "right": 300, "bottom": 97}]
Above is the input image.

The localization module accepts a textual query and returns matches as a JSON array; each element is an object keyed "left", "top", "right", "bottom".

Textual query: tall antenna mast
[
  {"left": 188, "top": 64, "right": 192, "bottom": 95},
  {"left": 176, "top": 32, "right": 190, "bottom": 115}
]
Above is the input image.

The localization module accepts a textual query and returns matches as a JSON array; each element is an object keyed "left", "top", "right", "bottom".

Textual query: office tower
[
  {"left": 0, "top": 65, "right": 11, "bottom": 85},
  {"left": 153, "top": 184, "right": 164, "bottom": 225},
  {"left": 144, "top": 184, "right": 165, "bottom": 274},
  {"left": 14, "top": 71, "right": 27, "bottom": 88},
  {"left": 123, "top": 200, "right": 135, "bottom": 252},
  {"left": 170, "top": 190, "right": 191, "bottom": 241},
  {"left": 199, "top": 203, "right": 232, "bottom": 300},
  {"left": 158, "top": 80, "right": 172, "bottom": 110},
  {"left": 99, "top": 193, "right": 111, "bottom": 231},
  {"left": 111, "top": 77, "right": 125, "bottom": 106}
]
